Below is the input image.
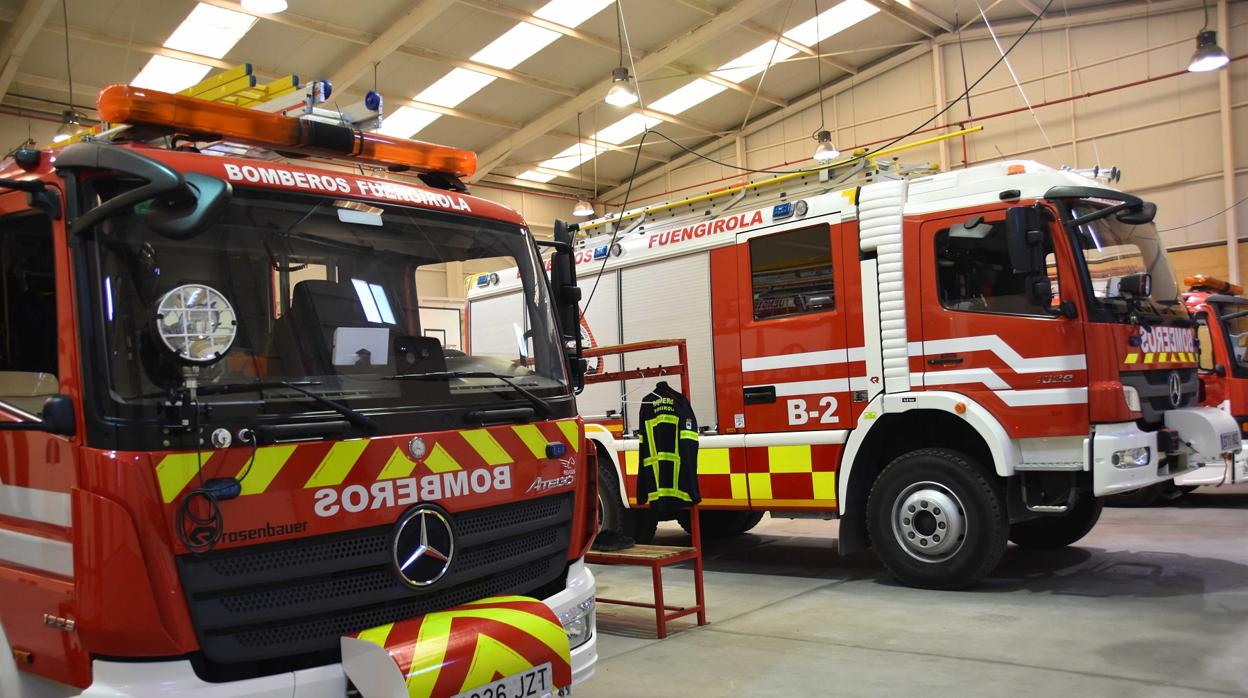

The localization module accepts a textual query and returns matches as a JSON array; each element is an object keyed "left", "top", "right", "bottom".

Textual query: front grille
[
  {"left": 1121, "top": 368, "right": 1198, "bottom": 426},
  {"left": 176, "top": 493, "right": 573, "bottom": 678}
]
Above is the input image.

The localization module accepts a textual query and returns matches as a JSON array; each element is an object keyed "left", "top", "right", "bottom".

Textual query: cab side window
[
  {"left": 749, "top": 226, "right": 835, "bottom": 320},
  {"left": 1196, "top": 319, "right": 1215, "bottom": 371},
  {"left": 935, "top": 218, "right": 1055, "bottom": 316},
  {"left": 0, "top": 213, "right": 58, "bottom": 413}
]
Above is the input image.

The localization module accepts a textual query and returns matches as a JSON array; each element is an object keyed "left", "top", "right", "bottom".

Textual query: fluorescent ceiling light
[
  {"left": 472, "top": 22, "right": 560, "bottom": 69},
  {"left": 416, "top": 68, "right": 497, "bottom": 108},
  {"left": 784, "top": 0, "right": 878, "bottom": 46},
  {"left": 534, "top": 0, "right": 614, "bottom": 27},
  {"left": 164, "top": 3, "right": 257, "bottom": 59},
  {"left": 650, "top": 79, "right": 727, "bottom": 115},
  {"left": 131, "top": 55, "right": 213, "bottom": 92},
  {"left": 517, "top": 170, "right": 557, "bottom": 183},
  {"left": 713, "top": 41, "right": 800, "bottom": 84},
  {"left": 595, "top": 113, "right": 661, "bottom": 145},
  {"left": 376, "top": 106, "right": 441, "bottom": 138}
]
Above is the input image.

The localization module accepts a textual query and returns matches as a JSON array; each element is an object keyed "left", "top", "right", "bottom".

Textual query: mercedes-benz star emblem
[
  {"left": 391, "top": 505, "right": 454, "bottom": 588},
  {"left": 1168, "top": 371, "right": 1183, "bottom": 409}
]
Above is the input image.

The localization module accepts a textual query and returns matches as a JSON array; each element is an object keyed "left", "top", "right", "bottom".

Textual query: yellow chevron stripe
[
  {"left": 377, "top": 448, "right": 417, "bottom": 480},
  {"left": 355, "top": 622, "right": 393, "bottom": 648},
  {"left": 1159, "top": 352, "right": 1168, "bottom": 363},
  {"left": 768, "top": 445, "right": 813, "bottom": 473},
  {"left": 424, "top": 443, "right": 462, "bottom": 473},
  {"left": 511, "top": 424, "right": 548, "bottom": 458},
  {"left": 556, "top": 420, "right": 580, "bottom": 452},
  {"left": 304, "top": 440, "right": 370, "bottom": 488},
  {"left": 1124, "top": 353, "right": 1139, "bottom": 364},
  {"left": 1144, "top": 353, "right": 1155, "bottom": 364},
  {"left": 462, "top": 429, "right": 513, "bottom": 466},
  {"left": 236, "top": 445, "right": 297, "bottom": 495},
  {"left": 155, "top": 452, "right": 212, "bottom": 503}
]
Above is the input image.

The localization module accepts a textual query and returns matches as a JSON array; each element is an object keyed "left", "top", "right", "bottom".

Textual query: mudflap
[{"left": 342, "top": 596, "right": 572, "bottom": 698}]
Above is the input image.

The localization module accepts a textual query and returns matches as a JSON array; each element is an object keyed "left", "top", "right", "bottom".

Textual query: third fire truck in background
[{"left": 467, "top": 154, "right": 1241, "bottom": 590}]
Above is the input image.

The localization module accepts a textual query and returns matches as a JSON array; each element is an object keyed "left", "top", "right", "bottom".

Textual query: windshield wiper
[
  {"left": 388, "top": 371, "right": 552, "bottom": 418},
  {"left": 193, "top": 380, "right": 378, "bottom": 433}
]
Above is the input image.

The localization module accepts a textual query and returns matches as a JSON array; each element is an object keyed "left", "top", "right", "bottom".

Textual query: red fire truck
[
  {"left": 0, "top": 84, "right": 598, "bottom": 696},
  {"left": 468, "top": 156, "right": 1241, "bottom": 590}
]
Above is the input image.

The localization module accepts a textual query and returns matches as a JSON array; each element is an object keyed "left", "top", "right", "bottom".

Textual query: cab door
[
  {"left": 916, "top": 205, "right": 1088, "bottom": 438},
  {"left": 737, "top": 222, "right": 850, "bottom": 507}
]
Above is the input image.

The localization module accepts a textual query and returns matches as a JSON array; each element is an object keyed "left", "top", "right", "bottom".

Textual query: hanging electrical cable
[
  {"left": 573, "top": 112, "right": 594, "bottom": 216},
  {"left": 809, "top": 0, "right": 840, "bottom": 162},
  {"left": 605, "top": 1, "right": 639, "bottom": 106},
  {"left": 974, "top": 0, "right": 1055, "bottom": 156},
  {"left": 52, "top": 0, "right": 86, "bottom": 143}
]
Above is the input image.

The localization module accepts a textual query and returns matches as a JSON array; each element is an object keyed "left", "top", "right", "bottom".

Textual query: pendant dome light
[
  {"left": 1188, "top": 2, "right": 1229, "bottom": 72},
  {"left": 605, "top": 3, "right": 638, "bottom": 106}
]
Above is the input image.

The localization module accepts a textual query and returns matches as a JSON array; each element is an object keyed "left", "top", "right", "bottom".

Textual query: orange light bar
[
  {"left": 97, "top": 84, "right": 476, "bottom": 178},
  {"left": 1185, "top": 274, "right": 1243, "bottom": 295},
  {"left": 1006, "top": 164, "right": 1026, "bottom": 175}
]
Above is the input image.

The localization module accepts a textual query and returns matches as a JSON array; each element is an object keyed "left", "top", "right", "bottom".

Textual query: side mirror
[
  {"left": 40, "top": 395, "right": 76, "bottom": 436},
  {"left": 1113, "top": 272, "right": 1152, "bottom": 298},
  {"left": 550, "top": 220, "right": 586, "bottom": 391},
  {"left": 1116, "top": 201, "right": 1157, "bottom": 225},
  {"left": 1215, "top": 364, "right": 1227, "bottom": 377},
  {"left": 1005, "top": 205, "right": 1046, "bottom": 275},
  {"left": 144, "top": 173, "right": 232, "bottom": 240},
  {"left": 1028, "top": 276, "right": 1054, "bottom": 308}
]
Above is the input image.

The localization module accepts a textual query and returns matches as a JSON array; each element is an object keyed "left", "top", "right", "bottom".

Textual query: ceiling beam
[
  {"left": 0, "top": 0, "right": 55, "bottom": 102},
  {"left": 327, "top": 0, "right": 454, "bottom": 94},
  {"left": 499, "top": 165, "right": 624, "bottom": 189},
  {"left": 402, "top": 46, "right": 577, "bottom": 97},
  {"left": 468, "top": 0, "right": 782, "bottom": 182},
  {"left": 894, "top": 0, "right": 954, "bottom": 33},
  {"left": 863, "top": 0, "right": 936, "bottom": 37}
]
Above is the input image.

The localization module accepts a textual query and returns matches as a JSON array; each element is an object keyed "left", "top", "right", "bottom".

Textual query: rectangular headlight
[
  {"left": 559, "top": 598, "right": 595, "bottom": 649},
  {"left": 1112, "top": 446, "right": 1151, "bottom": 468}
]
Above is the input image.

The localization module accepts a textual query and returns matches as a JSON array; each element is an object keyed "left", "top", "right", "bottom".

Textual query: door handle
[
  {"left": 927, "top": 355, "right": 964, "bottom": 366},
  {"left": 743, "top": 386, "right": 776, "bottom": 404}
]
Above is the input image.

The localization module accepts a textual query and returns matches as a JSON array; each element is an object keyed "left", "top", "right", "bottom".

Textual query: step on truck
[
  {"left": 467, "top": 153, "right": 1242, "bottom": 590},
  {"left": 0, "top": 82, "right": 598, "bottom": 696}
]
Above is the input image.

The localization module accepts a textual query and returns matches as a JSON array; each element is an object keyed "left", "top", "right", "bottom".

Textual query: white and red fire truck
[
  {"left": 468, "top": 154, "right": 1241, "bottom": 590},
  {"left": 0, "top": 83, "right": 599, "bottom": 697}
]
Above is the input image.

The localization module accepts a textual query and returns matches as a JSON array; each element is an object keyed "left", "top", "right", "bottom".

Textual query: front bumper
[
  {"left": 77, "top": 562, "right": 597, "bottom": 697},
  {"left": 1092, "top": 407, "right": 1241, "bottom": 496},
  {"left": 1174, "top": 446, "right": 1248, "bottom": 487}
]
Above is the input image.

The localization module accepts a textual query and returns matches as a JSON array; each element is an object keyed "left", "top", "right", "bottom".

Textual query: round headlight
[{"left": 155, "top": 284, "right": 238, "bottom": 364}]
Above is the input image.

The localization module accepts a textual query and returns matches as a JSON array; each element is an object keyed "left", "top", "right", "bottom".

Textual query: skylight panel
[
  {"left": 517, "top": 170, "right": 557, "bottom": 183},
  {"left": 164, "top": 3, "right": 257, "bottom": 59},
  {"left": 649, "top": 79, "right": 727, "bottom": 115},
  {"left": 472, "top": 22, "right": 560, "bottom": 69},
  {"left": 540, "top": 142, "right": 608, "bottom": 171},
  {"left": 594, "top": 113, "right": 661, "bottom": 145},
  {"left": 131, "top": 55, "right": 212, "bottom": 92},
  {"left": 376, "top": 106, "right": 440, "bottom": 138},
  {"left": 534, "top": 0, "right": 614, "bottom": 27},
  {"left": 783, "top": 0, "right": 878, "bottom": 46},
  {"left": 416, "top": 68, "right": 497, "bottom": 108},
  {"left": 713, "top": 41, "right": 801, "bottom": 83}
]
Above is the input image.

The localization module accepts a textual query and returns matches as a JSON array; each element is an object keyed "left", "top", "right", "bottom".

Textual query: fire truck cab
[
  {"left": 1176, "top": 275, "right": 1248, "bottom": 488},
  {"left": 469, "top": 157, "right": 1241, "bottom": 590},
  {"left": 0, "top": 85, "right": 598, "bottom": 696}
]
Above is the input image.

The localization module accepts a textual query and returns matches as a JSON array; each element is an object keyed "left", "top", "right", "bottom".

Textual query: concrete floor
[{"left": 583, "top": 485, "right": 1248, "bottom": 697}]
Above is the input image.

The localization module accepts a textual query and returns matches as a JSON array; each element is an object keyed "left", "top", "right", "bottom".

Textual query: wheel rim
[
  {"left": 596, "top": 492, "right": 606, "bottom": 530},
  {"left": 891, "top": 481, "right": 967, "bottom": 563}
]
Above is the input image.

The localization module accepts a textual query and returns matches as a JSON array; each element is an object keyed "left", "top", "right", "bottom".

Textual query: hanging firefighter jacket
[{"left": 636, "top": 381, "right": 701, "bottom": 512}]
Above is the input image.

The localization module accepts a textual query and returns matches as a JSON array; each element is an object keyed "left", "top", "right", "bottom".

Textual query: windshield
[
  {"left": 1214, "top": 300, "right": 1248, "bottom": 374},
  {"left": 1066, "top": 202, "right": 1184, "bottom": 319},
  {"left": 84, "top": 186, "right": 567, "bottom": 423}
]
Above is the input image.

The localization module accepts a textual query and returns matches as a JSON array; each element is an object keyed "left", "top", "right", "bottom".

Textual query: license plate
[
  {"left": 451, "top": 662, "right": 555, "bottom": 698},
  {"left": 1221, "top": 432, "right": 1241, "bottom": 451}
]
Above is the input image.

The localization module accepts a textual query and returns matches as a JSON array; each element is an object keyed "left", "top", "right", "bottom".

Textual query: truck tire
[
  {"left": 677, "top": 510, "right": 765, "bottom": 539},
  {"left": 866, "top": 448, "right": 1007, "bottom": 590},
  {"left": 596, "top": 449, "right": 658, "bottom": 544},
  {"left": 1008, "top": 494, "right": 1102, "bottom": 549}
]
